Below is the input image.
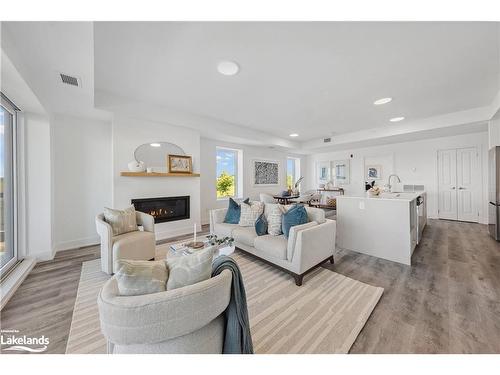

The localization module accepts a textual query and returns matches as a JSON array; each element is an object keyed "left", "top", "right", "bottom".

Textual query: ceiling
[
  {"left": 94, "top": 22, "right": 500, "bottom": 142},
  {"left": 1, "top": 21, "right": 498, "bottom": 152}
]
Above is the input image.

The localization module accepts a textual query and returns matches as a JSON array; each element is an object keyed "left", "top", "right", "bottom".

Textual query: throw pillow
[
  {"left": 165, "top": 246, "right": 214, "bottom": 290},
  {"left": 114, "top": 260, "right": 168, "bottom": 296},
  {"left": 104, "top": 205, "right": 138, "bottom": 236},
  {"left": 255, "top": 212, "right": 268, "bottom": 236},
  {"left": 239, "top": 201, "right": 264, "bottom": 227},
  {"left": 282, "top": 204, "right": 309, "bottom": 238},
  {"left": 223, "top": 198, "right": 250, "bottom": 224},
  {"left": 264, "top": 203, "right": 284, "bottom": 236}
]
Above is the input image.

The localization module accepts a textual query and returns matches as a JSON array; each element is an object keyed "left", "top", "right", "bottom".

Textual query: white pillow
[
  {"left": 165, "top": 246, "right": 214, "bottom": 290},
  {"left": 264, "top": 203, "right": 284, "bottom": 236},
  {"left": 239, "top": 201, "right": 264, "bottom": 227},
  {"left": 114, "top": 260, "right": 168, "bottom": 296},
  {"left": 103, "top": 205, "right": 138, "bottom": 236}
]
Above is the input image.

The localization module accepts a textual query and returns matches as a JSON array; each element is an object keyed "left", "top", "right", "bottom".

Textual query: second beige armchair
[{"left": 96, "top": 211, "right": 156, "bottom": 275}]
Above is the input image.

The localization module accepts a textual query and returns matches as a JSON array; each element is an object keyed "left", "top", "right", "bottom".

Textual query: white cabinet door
[
  {"left": 438, "top": 149, "right": 458, "bottom": 220},
  {"left": 457, "top": 147, "right": 478, "bottom": 222}
]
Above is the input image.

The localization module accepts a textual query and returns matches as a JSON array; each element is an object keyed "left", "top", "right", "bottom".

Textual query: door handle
[
  {"left": 451, "top": 187, "right": 456, "bottom": 190},
  {"left": 458, "top": 187, "right": 465, "bottom": 190}
]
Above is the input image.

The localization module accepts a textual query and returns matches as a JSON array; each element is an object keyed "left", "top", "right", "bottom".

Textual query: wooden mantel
[{"left": 120, "top": 172, "right": 200, "bottom": 177}]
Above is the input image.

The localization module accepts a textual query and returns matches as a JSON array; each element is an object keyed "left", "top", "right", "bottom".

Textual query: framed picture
[
  {"left": 317, "top": 161, "right": 331, "bottom": 184},
  {"left": 253, "top": 160, "right": 279, "bottom": 185},
  {"left": 332, "top": 159, "right": 350, "bottom": 185},
  {"left": 365, "top": 164, "right": 382, "bottom": 180},
  {"left": 168, "top": 154, "right": 192, "bottom": 173}
]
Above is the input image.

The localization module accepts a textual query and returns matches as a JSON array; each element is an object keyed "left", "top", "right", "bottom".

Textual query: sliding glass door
[{"left": 0, "top": 97, "right": 17, "bottom": 277}]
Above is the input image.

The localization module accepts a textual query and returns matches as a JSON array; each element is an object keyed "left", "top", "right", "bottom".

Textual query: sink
[{"left": 379, "top": 192, "right": 417, "bottom": 200}]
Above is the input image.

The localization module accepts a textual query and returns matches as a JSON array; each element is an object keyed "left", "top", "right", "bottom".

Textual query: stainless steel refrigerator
[{"left": 489, "top": 146, "right": 500, "bottom": 240}]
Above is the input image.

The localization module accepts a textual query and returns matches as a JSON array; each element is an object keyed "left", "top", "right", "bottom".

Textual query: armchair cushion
[
  {"left": 166, "top": 247, "right": 214, "bottom": 290},
  {"left": 115, "top": 260, "right": 168, "bottom": 296},
  {"left": 104, "top": 206, "right": 138, "bottom": 236},
  {"left": 112, "top": 231, "right": 156, "bottom": 271}
]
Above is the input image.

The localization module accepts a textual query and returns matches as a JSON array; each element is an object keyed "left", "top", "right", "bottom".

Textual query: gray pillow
[
  {"left": 165, "top": 247, "right": 214, "bottom": 290},
  {"left": 103, "top": 205, "right": 138, "bottom": 236},
  {"left": 114, "top": 260, "right": 168, "bottom": 296}
]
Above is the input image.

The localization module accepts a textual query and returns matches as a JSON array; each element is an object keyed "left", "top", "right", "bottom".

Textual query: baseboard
[
  {"left": 155, "top": 225, "right": 200, "bottom": 241},
  {"left": 53, "top": 236, "right": 100, "bottom": 252},
  {"left": 1, "top": 257, "right": 36, "bottom": 310}
]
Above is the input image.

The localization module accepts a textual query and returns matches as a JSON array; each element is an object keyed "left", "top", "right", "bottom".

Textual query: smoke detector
[{"left": 59, "top": 73, "right": 81, "bottom": 87}]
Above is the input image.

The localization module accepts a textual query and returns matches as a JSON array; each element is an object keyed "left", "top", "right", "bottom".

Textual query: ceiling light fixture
[
  {"left": 374, "top": 97, "right": 392, "bottom": 105},
  {"left": 289, "top": 133, "right": 299, "bottom": 137},
  {"left": 217, "top": 60, "right": 240, "bottom": 76},
  {"left": 150, "top": 143, "right": 161, "bottom": 147},
  {"left": 389, "top": 117, "right": 405, "bottom": 122}
]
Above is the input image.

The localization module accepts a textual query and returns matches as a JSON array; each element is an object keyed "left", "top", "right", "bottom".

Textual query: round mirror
[{"left": 134, "top": 142, "right": 186, "bottom": 171}]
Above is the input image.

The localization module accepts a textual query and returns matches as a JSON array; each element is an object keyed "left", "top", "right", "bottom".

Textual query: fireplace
[{"left": 131, "top": 196, "right": 190, "bottom": 223}]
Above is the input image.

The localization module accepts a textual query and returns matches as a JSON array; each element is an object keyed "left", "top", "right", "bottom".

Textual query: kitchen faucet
[{"left": 386, "top": 174, "right": 401, "bottom": 191}]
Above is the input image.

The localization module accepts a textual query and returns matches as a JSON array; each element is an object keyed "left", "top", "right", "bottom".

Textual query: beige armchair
[
  {"left": 95, "top": 211, "right": 156, "bottom": 275},
  {"left": 98, "top": 269, "right": 232, "bottom": 354}
]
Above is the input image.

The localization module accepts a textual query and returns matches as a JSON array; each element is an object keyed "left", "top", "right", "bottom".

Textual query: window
[
  {"left": 0, "top": 94, "right": 18, "bottom": 277},
  {"left": 287, "top": 157, "right": 301, "bottom": 189},
  {"left": 216, "top": 147, "right": 242, "bottom": 199}
]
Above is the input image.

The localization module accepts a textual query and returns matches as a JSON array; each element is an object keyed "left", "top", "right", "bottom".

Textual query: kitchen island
[{"left": 336, "top": 192, "right": 426, "bottom": 265}]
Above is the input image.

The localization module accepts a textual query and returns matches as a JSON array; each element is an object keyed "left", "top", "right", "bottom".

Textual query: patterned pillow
[
  {"left": 114, "top": 260, "right": 168, "bottom": 296},
  {"left": 165, "top": 246, "right": 214, "bottom": 290},
  {"left": 264, "top": 203, "right": 284, "bottom": 236},
  {"left": 239, "top": 201, "right": 264, "bottom": 227},
  {"left": 104, "top": 206, "right": 138, "bottom": 236}
]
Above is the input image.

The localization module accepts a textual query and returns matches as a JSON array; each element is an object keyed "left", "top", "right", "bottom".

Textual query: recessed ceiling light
[
  {"left": 374, "top": 97, "right": 392, "bottom": 105},
  {"left": 150, "top": 143, "right": 161, "bottom": 147},
  {"left": 289, "top": 133, "right": 299, "bottom": 137},
  {"left": 389, "top": 117, "right": 405, "bottom": 122},
  {"left": 217, "top": 60, "right": 240, "bottom": 76}
]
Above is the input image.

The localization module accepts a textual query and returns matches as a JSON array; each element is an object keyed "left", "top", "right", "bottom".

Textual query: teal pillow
[
  {"left": 282, "top": 205, "right": 309, "bottom": 238},
  {"left": 255, "top": 212, "right": 268, "bottom": 236},
  {"left": 223, "top": 198, "right": 250, "bottom": 224}
]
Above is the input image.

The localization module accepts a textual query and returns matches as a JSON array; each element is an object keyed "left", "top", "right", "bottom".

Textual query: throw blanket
[{"left": 212, "top": 255, "right": 253, "bottom": 354}]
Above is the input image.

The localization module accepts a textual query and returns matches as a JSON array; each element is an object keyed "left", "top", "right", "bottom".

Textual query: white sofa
[
  {"left": 210, "top": 204, "right": 336, "bottom": 286},
  {"left": 98, "top": 269, "right": 232, "bottom": 354},
  {"left": 96, "top": 211, "right": 156, "bottom": 275}
]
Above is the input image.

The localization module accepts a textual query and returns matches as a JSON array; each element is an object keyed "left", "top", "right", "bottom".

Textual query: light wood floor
[{"left": 1, "top": 220, "right": 500, "bottom": 354}]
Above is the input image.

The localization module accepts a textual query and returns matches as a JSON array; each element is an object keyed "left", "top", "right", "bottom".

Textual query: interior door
[
  {"left": 438, "top": 149, "right": 458, "bottom": 220},
  {"left": 457, "top": 147, "right": 478, "bottom": 222}
]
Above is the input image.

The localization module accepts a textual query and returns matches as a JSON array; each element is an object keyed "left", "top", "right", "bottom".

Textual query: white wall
[
  {"left": 112, "top": 114, "right": 201, "bottom": 239},
  {"left": 200, "top": 138, "right": 307, "bottom": 224},
  {"left": 51, "top": 114, "right": 112, "bottom": 251},
  {"left": 306, "top": 132, "right": 489, "bottom": 224},
  {"left": 21, "top": 113, "right": 53, "bottom": 260}
]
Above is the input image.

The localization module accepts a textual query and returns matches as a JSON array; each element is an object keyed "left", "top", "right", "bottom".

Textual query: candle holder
[{"left": 185, "top": 241, "right": 205, "bottom": 249}]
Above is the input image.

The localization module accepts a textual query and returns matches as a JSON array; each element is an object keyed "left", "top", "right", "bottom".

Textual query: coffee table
[{"left": 167, "top": 240, "right": 235, "bottom": 260}]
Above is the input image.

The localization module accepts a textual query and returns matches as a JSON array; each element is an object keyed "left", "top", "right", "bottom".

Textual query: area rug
[{"left": 66, "top": 246, "right": 383, "bottom": 354}]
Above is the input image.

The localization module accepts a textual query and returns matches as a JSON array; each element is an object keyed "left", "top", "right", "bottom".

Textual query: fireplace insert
[{"left": 131, "top": 196, "right": 190, "bottom": 223}]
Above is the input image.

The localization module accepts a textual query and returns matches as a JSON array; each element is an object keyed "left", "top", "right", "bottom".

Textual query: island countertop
[{"left": 336, "top": 191, "right": 425, "bottom": 202}]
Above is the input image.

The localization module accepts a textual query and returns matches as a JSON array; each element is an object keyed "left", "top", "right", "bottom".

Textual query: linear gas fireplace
[{"left": 131, "top": 196, "right": 190, "bottom": 224}]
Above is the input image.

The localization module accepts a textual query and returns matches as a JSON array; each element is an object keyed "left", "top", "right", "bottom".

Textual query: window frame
[
  {"left": 216, "top": 146, "right": 242, "bottom": 200},
  {"left": 287, "top": 157, "right": 301, "bottom": 189},
  {"left": 0, "top": 93, "right": 19, "bottom": 278}
]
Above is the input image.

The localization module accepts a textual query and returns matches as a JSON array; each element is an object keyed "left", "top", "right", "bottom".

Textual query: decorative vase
[{"left": 128, "top": 160, "right": 145, "bottom": 172}]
